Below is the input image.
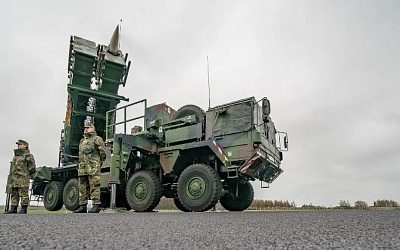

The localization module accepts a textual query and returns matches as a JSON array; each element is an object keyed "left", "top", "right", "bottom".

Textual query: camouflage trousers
[
  {"left": 10, "top": 187, "right": 29, "bottom": 206},
  {"left": 79, "top": 175, "right": 101, "bottom": 205}
]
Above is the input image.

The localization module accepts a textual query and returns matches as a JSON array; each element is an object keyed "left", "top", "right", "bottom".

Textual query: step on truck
[{"left": 31, "top": 25, "right": 288, "bottom": 212}]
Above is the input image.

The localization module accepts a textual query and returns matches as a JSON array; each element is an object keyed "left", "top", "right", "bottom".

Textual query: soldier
[
  {"left": 74, "top": 122, "right": 106, "bottom": 213},
  {"left": 4, "top": 140, "right": 36, "bottom": 214}
]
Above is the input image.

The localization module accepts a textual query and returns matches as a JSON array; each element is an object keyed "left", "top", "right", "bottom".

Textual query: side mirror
[
  {"left": 262, "top": 98, "right": 271, "bottom": 116},
  {"left": 276, "top": 131, "right": 289, "bottom": 152},
  {"left": 284, "top": 135, "right": 288, "bottom": 150}
]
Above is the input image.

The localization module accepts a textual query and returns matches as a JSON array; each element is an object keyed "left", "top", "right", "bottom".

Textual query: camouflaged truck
[
  {"left": 105, "top": 96, "right": 288, "bottom": 212},
  {"left": 31, "top": 26, "right": 288, "bottom": 212}
]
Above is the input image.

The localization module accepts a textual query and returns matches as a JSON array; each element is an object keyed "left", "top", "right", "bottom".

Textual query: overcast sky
[{"left": 0, "top": 0, "right": 399, "bottom": 207}]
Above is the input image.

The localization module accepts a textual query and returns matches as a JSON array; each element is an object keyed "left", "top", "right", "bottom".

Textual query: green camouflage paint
[
  {"left": 30, "top": 26, "right": 287, "bottom": 212},
  {"left": 61, "top": 28, "right": 130, "bottom": 166}
]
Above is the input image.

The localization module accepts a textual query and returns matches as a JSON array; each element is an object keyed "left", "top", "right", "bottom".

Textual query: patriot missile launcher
[
  {"left": 31, "top": 25, "right": 288, "bottom": 212},
  {"left": 31, "top": 25, "right": 132, "bottom": 210}
]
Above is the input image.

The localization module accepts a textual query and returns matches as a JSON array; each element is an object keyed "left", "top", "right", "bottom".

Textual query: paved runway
[{"left": 0, "top": 210, "right": 399, "bottom": 249}]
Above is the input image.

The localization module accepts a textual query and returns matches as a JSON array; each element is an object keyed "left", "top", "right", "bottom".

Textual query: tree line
[
  {"left": 338, "top": 199, "right": 399, "bottom": 209},
  {"left": 155, "top": 198, "right": 400, "bottom": 210}
]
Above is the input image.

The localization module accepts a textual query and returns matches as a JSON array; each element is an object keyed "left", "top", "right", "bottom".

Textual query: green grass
[
  {"left": 1, "top": 206, "right": 399, "bottom": 215},
  {"left": 1, "top": 206, "right": 72, "bottom": 215}
]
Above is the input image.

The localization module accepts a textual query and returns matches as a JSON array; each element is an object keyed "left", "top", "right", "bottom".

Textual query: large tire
[
  {"left": 220, "top": 180, "right": 254, "bottom": 211},
  {"left": 177, "top": 164, "right": 222, "bottom": 212},
  {"left": 43, "top": 181, "right": 64, "bottom": 211},
  {"left": 126, "top": 171, "right": 162, "bottom": 212},
  {"left": 63, "top": 178, "right": 79, "bottom": 211},
  {"left": 173, "top": 105, "right": 205, "bottom": 124},
  {"left": 173, "top": 197, "right": 192, "bottom": 212}
]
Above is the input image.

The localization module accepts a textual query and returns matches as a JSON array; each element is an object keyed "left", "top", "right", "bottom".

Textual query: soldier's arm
[
  {"left": 95, "top": 137, "right": 106, "bottom": 162},
  {"left": 25, "top": 154, "right": 36, "bottom": 176},
  {"left": 78, "top": 138, "right": 84, "bottom": 162}
]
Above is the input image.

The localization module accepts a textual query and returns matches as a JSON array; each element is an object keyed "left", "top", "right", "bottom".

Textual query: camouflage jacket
[
  {"left": 8, "top": 148, "right": 36, "bottom": 188},
  {"left": 78, "top": 132, "right": 106, "bottom": 176}
]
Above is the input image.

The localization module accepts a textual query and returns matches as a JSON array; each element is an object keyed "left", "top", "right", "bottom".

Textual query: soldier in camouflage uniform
[
  {"left": 74, "top": 122, "right": 106, "bottom": 213},
  {"left": 4, "top": 140, "right": 36, "bottom": 214}
]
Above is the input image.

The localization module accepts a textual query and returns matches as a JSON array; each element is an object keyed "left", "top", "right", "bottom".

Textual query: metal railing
[{"left": 105, "top": 99, "right": 147, "bottom": 142}]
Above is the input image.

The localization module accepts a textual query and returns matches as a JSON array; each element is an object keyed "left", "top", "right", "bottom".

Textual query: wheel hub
[
  {"left": 67, "top": 187, "right": 77, "bottom": 202},
  {"left": 133, "top": 182, "right": 147, "bottom": 201},
  {"left": 186, "top": 177, "right": 206, "bottom": 200},
  {"left": 47, "top": 189, "right": 55, "bottom": 202}
]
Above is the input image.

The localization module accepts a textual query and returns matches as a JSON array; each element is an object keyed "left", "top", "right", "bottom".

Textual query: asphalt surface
[{"left": 0, "top": 210, "right": 399, "bottom": 249}]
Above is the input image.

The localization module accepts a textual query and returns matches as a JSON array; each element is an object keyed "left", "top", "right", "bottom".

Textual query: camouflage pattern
[
  {"left": 107, "top": 102, "right": 177, "bottom": 185},
  {"left": 31, "top": 26, "right": 288, "bottom": 212},
  {"left": 145, "top": 103, "right": 176, "bottom": 130},
  {"left": 109, "top": 96, "right": 285, "bottom": 185},
  {"left": 109, "top": 133, "right": 159, "bottom": 185},
  {"left": 31, "top": 166, "right": 52, "bottom": 182},
  {"left": 78, "top": 131, "right": 105, "bottom": 205},
  {"left": 204, "top": 97, "right": 283, "bottom": 182},
  {"left": 28, "top": 26, "right": 134, "bottom": 211},
  {"left": 78, "top": 131, "right": 106, "bottom": 176},
  {"left": 9, "top": 148, "right": 36, "bottom": 188},
  {"left": 11, "top": 187, "right": 29, "bottom": 206},
  {"left": 31, "top": 27, "right": 132, "bottom": 211},
  {"left": 16, "top": 139, "right": 29, "bottom": 145},
  {"left": 79, "top": 175, "right": 101, "bottom": 205},
  {"left": 7, "top": 148, "right": 36, "bottom": 207},
  {"left": 84, "top": 122, "right": 95, "bottom": 128},
  {"left": 158, "top": 139, "right": 229, "bottom": 174}
]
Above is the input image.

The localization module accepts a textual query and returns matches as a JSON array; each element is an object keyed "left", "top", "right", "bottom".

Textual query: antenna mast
[{"left": 207, "top": 55, "right": 211, "bottom": 108}]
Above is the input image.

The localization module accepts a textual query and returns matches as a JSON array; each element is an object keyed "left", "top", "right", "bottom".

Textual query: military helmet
[
  {"left": 16, "top": 139, "right": 29, "bottom": 145},
  {"left": 84, "top": 122, "right": 95, "bottom": 129}
]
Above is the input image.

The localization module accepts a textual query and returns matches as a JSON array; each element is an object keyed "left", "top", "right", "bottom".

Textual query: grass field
[
  {"left": 1, "top": 205, "right": 399, "bottom": 215},
  {"left": 1, "top": 206, "right": 71, "bottom": 214}
]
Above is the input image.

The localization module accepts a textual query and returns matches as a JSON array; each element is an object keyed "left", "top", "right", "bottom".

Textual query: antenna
[{"left": 207, "top": 55, "right": 211, "bottom": 108}]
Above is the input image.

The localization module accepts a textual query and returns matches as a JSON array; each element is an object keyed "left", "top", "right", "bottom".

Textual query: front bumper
[{"left": 239, "top": 148, "right": 283, "bottom": 183}]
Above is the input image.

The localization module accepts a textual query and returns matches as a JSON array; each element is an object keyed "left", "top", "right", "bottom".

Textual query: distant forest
[{"left": 155, "top": 199, "right": 400, "bottom": 210}]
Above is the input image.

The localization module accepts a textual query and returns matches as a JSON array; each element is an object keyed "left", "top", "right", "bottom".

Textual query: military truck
[{"left": 31, "top": 26, "right": 288, "bottom": 212}]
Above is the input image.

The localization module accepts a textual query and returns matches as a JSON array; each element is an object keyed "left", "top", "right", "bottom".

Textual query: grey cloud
[{"left": 0, "top": 0, "right": 399, "bottom": 207}]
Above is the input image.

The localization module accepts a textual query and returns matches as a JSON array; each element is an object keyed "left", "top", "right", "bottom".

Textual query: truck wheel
[
  {"left": 173, "top": 105, "right": 205, "bottom": 124},
  {"left": 43, "top": 181, "right": 64, "bottom": 211},
  {"left": 220, "top": 180, "right": 254, "bottom": 211},
  {"left": 63, "top": 178, "right": 79, "bottom": 211},
  {"left": 177, "top": 164, "right": 222, "bottom": 212},
  {"left": 173, "top": 197, "right": 192, "bottom": 212},
  {"left": 126, "top": 171, "right": 162, "bottom": 212}
]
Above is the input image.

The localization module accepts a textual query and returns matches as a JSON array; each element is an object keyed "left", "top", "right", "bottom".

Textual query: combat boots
[
  {"left": 73, "top": 205, "right": 87, "bottom": 213},
  {"left": 88, "top": 204, "right": 101, "bottom": 213},
  {"left": 4, "top": 206, "right": 17, "bottom": 214},
  {"left": 18, "top": 205, "right": 28, "bottom": 214}
]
